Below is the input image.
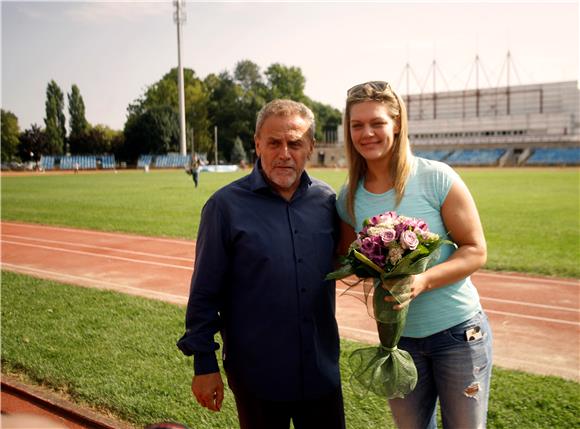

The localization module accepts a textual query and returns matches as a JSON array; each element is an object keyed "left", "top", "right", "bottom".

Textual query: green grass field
[
  {"left": 2, "top": 167, "right": 579, "bottom": 277},
  {"left": 3, "top": 272, "right": 578, "bottom": 429}
]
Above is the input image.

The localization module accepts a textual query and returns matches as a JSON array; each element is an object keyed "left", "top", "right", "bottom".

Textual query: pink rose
[
  {"left": 400, "top": 230, "right": 419, "bottom": 250},
  {"left": 415, "top": 219, "right": 428, "bottom": 231},
  {"left": 380, "top": 229, "right": 397, "bottom": 245},
  {"left": 382, "top": 211, "right": 398, "bottom": 221}
]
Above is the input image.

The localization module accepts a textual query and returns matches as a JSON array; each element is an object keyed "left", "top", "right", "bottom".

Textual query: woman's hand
[{"left": 383, "top": 273, "right": 430, "bottom": 310}]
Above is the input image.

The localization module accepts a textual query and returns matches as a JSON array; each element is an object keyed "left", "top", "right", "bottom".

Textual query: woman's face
[{"left": 349, "top": 101, "right": 399, "bottom": 162}]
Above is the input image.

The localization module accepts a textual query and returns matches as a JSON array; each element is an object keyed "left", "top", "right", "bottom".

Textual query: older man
[{"left": 177, "top": 99, "right": 345, "bottom": 429}]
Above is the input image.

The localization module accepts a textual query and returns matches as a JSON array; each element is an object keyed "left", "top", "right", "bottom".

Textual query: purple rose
[
  {"left": 380, "top": 229, "right": 397, "bottom": 245},
  {"left": 360, "top": 237, "right": 375, "bottom": 254},
  {"left": 371, "top": 234, "right": 383, "bottom": 245},
  {"left": 370, "top": 253, "right": 386, "bottom": 266},
  {"left": 400, "top": 230, "right": 419, "bottom": 250},
  {"left": 394, "top": 222, "right": 407, "bottom": 237}
]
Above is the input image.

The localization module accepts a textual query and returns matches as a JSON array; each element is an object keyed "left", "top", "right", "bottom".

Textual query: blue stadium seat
[
  {"left": 413, "top": 150, "right": 452, "bottom": 162},
  {"left": 137, "top": 155, "right": 153, "bottom": 168},
  {"left": 40, "top": 155, "right": 55, "bottom": 170},
  {"left": 153, "top": 154, "right": 190, "bottom": 169},
  {"left": 101, "top": 155, "right": 116, "bottom": 169},
  {"left": 445, "top": 149, "right": 505, "bottom": 166},
  {"left": 60, "top": 156, "right": 73, "bottom": 170},
  {"left": 525, "top": 147, "right": 580, "bottom": 166}
]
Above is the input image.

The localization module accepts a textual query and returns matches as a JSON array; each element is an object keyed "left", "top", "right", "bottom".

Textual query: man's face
[{"left": 255, "top": 114, "right": 313, "bottom": 199}]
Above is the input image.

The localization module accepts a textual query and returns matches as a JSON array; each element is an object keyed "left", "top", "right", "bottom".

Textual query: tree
[
  {"left": 264, "top": 63, "right": 306, "bottom": 102},
  {"left": 125, "top": 68, "right": 212, "bottom": 158},
  {"left": 123, "top": 106, "right": 180, "bottom": 162},
  {"left": 205, "top": 71, "right": 248, "bottom": 162},
  {"left": 72, "top": 124, "right": 119, "bottom": 154},
  {"left": 233, "top": 60, "right": 267, "bottom": 160},
  {"left": 305, "top": 99, "right": 342, "bottom": 142},
  {"left": 68, "top": 84, "right": 92, "bottom": 154},
  {"left": 68, "top": 84, "right": 89, "bottom": 136},
  {"left": 1, "top": 109, "right": 20, "bottom": 162},
  {"left": 18, "top": 124, "right": 47, "bottom": 162},
  {"left": 234, "top": 59, "right": 264, "bottom": 92},
  {"left": 122, "top": 61, "right": 340, "bottom": 164},
  {"left": 230, "top": 137, "right": 248, "bottom": 164},
  {"left": 44, "top": 80, "right": 66, "bottom": 154}
]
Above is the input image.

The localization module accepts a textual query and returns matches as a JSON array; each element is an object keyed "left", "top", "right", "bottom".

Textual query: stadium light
[{"left": 173, "top": 0, "right": 187, "bottom": 156}]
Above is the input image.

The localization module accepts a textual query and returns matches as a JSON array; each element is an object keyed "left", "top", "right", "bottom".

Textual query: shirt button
[
  {"left": 294, "top": 229, "right": 298, "bottom": 234},
  {"left": 301, "top": 288, "right": 307, "bottom": 293},
  {"left": 297, "top": 258, "right": 303, "bottom": 263}
]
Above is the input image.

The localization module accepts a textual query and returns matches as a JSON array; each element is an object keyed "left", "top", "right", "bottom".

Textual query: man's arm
[{"left": 176, "top": 198, "right": 229, "bottom": 411}]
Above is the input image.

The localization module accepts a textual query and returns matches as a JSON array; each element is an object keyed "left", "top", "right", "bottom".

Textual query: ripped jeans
[{"left": 388, "top": 311, "right": 493, "bottom": 429}]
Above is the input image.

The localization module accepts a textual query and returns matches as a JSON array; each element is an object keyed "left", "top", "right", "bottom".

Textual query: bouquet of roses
[{"left": 326, "top": 210, "right": 454, "bottom": 399}]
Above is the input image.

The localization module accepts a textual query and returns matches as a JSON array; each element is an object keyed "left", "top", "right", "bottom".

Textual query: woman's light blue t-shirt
[{"left": 336, "top": 157, "right": 482, "bottom": 338}]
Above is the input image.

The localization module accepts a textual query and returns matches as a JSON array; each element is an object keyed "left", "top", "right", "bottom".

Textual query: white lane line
[
  {"left": 2, "top": 240, "right": 192, "bottom": 271},
  {"left": 2, "top": 263, "right": 189, "bottom": 304},
  {"left": 485, "top": 309, "right": 580, "bottom": 326},
  {"left": 336, "top": 288, "right": 579, "bottom": 326},
  {"left": 335, "top": 287, "right": 579, "bottom": 313},
  {"left": 475, "top": 271, "right": 579, "bottom": 286},
  {"left": 2, "top": 234, "right": 194, "bottom": 263},
  {"left": 481, "top": 296, "right": 579, "bottom": 313},
  {"left": 2, "top": 221, "right": 194, "bottom": 246}
]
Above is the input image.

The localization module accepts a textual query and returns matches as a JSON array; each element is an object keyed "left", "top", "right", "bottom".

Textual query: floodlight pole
[{"left": 174, "top": 0, "right": 187, "bottom": 156}]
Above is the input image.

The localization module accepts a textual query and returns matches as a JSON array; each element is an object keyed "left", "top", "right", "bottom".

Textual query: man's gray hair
[{"left": 255, "top": 99, "right": 316, "bottom": 142}]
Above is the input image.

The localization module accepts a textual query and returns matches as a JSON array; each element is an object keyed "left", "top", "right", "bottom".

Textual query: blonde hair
[
  {"left": 255, "top": 99, "right": 316, "bottom": 142},
  {"left": 344, "top": 81, "right": 413, "bottom": 224}
]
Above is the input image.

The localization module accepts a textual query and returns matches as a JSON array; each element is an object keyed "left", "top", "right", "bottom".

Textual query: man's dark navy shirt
[{"left": 177, "top": 162, "right": 341, "bottom": 401}]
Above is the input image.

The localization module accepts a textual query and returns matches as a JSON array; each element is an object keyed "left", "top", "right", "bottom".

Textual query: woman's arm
[{"left": 393, "top": 179, "right": 487, "bottom": 309}]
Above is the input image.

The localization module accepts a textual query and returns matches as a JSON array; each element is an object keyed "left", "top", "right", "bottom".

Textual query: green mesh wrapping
[{"left": 349, "top": 277, "right": 417, "bottom": 399}]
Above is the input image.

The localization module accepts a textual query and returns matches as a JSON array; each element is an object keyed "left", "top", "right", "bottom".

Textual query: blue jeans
[{"left": 388, "top": 311, "right": 493, "bottom": 429}]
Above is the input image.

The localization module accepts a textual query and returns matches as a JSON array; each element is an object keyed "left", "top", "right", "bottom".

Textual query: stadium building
[{"left": 314, "top": 80, "right": 580, "bottom": 167}]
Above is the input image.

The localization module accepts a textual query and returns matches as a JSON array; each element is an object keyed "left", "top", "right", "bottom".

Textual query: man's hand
[{"left": 192, "top": 372, "right": 224, "bottom": 412}]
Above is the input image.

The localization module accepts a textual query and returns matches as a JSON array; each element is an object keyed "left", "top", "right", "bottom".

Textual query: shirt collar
[{"left": 249, "top": 158, "right": 312, "bottom": 197}]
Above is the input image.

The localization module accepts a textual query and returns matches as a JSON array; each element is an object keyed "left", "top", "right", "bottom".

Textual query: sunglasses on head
[{"left": 347, "top": 81, "right": 391, "bottom": 96}]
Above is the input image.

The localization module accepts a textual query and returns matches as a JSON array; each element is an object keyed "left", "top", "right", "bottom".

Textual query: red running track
[{"left": 1, "top": 221, "right": 578, "bottom": 381}]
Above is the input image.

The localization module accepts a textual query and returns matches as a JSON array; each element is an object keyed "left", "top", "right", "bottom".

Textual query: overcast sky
[{"left": 2, "top": 0, "right": 578, "bottom": 131}]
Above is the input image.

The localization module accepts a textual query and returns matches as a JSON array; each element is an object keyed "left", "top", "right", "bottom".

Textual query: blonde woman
[{"left": 337, "top": 81, "right": 492, "bottom": 429}]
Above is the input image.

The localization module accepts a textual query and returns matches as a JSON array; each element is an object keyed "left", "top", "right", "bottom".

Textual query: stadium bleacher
[
  {"left": 30, "top": 146, "right": 580, "bottom": 172},
  {"left": 413, "top": 149, "right": 452, "bottom": 162},
  {"left": 154, "top": 154, "right": 190, "bottom": 169},
  {"left": 100, "top": 155, "right": 116, "bottom": 169},
  {"left": 137, "top": 155, "right": 153, "bottom": 168},
  {"left": 59, "top": 155, "right": 98, "bottom": 170},
  {"left": 39, "top": 155, "right": 55, "bottom": 171},
  {"left": 525, "top": 147, "right": 580, "bottom": 166},
  {"left": 445, "top": 149, "right": 506, "bottom": 166}
]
